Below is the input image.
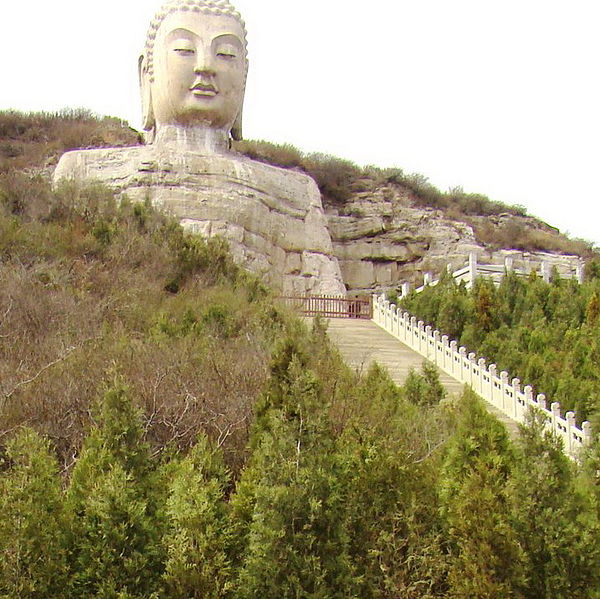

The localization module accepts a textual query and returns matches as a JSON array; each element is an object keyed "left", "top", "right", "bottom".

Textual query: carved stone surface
[
  {"left": 54, "top": 0, "right": 346, "bottom": 296},
  {"left": 55, "top": 143, "right": 345, "bottom": 295}
]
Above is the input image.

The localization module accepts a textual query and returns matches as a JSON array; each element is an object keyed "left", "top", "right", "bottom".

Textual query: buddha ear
[
  {"left": 230, "top": 80, "right": 245, "bottom": 141},
  {"left": 138, "top": 54, "right": 155, "bottom": 134},
  {"left": 231, "top": 106, "right": 243, "bottom": 141}
]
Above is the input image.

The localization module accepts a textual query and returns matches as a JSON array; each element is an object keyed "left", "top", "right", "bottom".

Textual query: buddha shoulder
[
  {"left": 53, "top": 145, "right": 150, "bottom": 185},
  {"left": 54, "top": 146, "right": 321, "bottom": 202}
]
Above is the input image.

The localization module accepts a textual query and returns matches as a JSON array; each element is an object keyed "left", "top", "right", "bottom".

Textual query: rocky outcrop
[{"left": 324, "top": 181, "right": 583, "bottom": 293}]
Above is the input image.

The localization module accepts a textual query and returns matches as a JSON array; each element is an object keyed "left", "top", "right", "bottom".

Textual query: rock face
[
  {"left": 324, "top": 181, "right": 583, "bottom": 293},
  {"left": 54, "top": 145, "right": 346, "bottom": 295},
  {"left": 325, "top": 184, "right": 477, "bottom": 292}
]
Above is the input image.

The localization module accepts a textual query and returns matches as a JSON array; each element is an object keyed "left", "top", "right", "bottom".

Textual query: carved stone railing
[
  {"left": 400, "top": 252, "right": 585, "bottom": 297},
  {"left": 372, "top": 294, "right": 593, "bottom": 458}
]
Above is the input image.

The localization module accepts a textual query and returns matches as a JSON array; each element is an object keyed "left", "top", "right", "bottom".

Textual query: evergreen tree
[
  {"left": 0, "top": 428, "right": 69, "bottom": 598},
  {"left": 231, "top": 351, "right": 355, "bottom": 599},
  {"left": 511, "top": 409, "right": 600, "bottom": 598},
  {"left": 161, "top": 434, "right": 233, "bottom": 599},
  {"left": 439, "top": 390, "right": 526, "bottom": 598},
  {"left": 66, "top": 377, "right": 164, "bottom": 598}
]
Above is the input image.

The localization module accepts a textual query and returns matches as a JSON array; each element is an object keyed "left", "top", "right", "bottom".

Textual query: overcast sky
[{"left": 2, "top": 0, "right": 599, "bottom": 246}]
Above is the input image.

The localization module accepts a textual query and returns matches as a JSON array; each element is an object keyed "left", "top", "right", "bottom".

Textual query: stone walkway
[{"left": 321, "top": 318, "right": 520, "bottom": 437}]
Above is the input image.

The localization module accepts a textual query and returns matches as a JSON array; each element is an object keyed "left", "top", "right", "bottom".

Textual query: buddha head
[{"left": 140, "top": 0, "right": 248, "bottom": 142}]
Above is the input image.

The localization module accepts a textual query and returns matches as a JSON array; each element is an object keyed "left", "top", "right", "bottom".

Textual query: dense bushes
[
  {"left": 1, "top": 337, "right": 599, "bottom": 597},
  {"left": 1, "top": 110, "right": 599, "bottom": 596},
  {"left": 0, "top": 175, "right": 281, "bottom": 470},
  {"left": 400, "top": 271, "right": 600, "bottom": 425}
]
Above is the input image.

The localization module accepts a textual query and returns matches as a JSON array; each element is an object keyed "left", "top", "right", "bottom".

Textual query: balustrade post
[
  {"left": 400, "top": 311, "right": 408, "bottom": 343},
  {"left": 417, "top": 321, "right": 425, "bottom": 353},
  {"left": 410, "top": 316, "right": 417, "bottom": 349},
  {"left": 500, "top": 371, "right": 509, "bottom": 413},
  {"left": 401, "top": 281, "right": 410, "bottom": 298},
  {"left": 512, "top": 378, "right": 521, "bottom": 419},
  {"left": 523, "top": 385, "right": 533, "bottom": 421},
  {"left": 551, "top": 402, "right": 561, "bottom": 443},
  {"left": 425, "top": 325, "right": 432, "bottom": 359},
  {"left": 424, "top": 272, "right": 432, "bottom": 286},
  {"left": 477, "top": 358, "right": 486, "bottom": 396},
  {"left": 433, "top": 330, "right": 441, "bottom": 365},
  {"left": 468, "top": 252, "right": 478, "bottom": 288},
  {"left": 450, "top": 341, "right": 458, "bottom": 376},
  {"left": 389, "top": 304, "right": 396, "bottom": 336},
  {"left": 537, "top": 393, "right": 547, "bottom": 411},
  {"left": 488, "top": 363, "right": 497, "bottom": 405},
  {"left": 541, "top": 261, "right": 551, "bottom": 283},
  {"left": 576, "top": 262, "right": 584, "bottom": 284},
  {"left": 566, "top": 411, "right": 576, "bottom": 455},
  {"left": 459, "top": 347, "right": 467, "bottom": 383},
  {"left": 504, "top": 256, "right": 514, "bottom": 273},
  {"left": 441, "top": 335, "right": 449, "bottom": 371},
  {"left": 467, "top": 352, "right": 476, "bottom": 387},
  {"left": 582, "top": 421, "right": 593, "bottom": 446}
]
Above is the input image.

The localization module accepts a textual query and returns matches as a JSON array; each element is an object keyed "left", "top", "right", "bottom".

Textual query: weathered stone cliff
[{"left": 323, "top": 177, "right": 584, "bottom": 293}]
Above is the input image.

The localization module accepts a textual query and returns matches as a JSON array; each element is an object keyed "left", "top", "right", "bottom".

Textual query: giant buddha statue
[{"left": 54, "top": 0, "right": 346, "bottom": 295}]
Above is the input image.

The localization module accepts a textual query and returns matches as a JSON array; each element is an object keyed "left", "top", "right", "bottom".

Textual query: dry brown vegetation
[
  {"left": 0, "top": 109, "right": 593, "bottom": 257},
  {"left": 0, "top": 176, "right": 300, "bottom": 472},
  {"left": 0, "top": 108, "right": 141, "bottom": 174}
]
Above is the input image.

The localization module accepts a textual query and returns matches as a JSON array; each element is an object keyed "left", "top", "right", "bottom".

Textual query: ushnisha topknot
[{"left": 144, "top": 0, "right": 248, "bottom": 82}]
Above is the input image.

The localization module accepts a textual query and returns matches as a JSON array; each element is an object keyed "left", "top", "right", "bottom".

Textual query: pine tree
[
  {"left": 0, "top": 428, "right": 69, "bottom": 598},
  {"left": 161, "top": 434, "right": 233, "bottom": 599},
  {"left": 511, "top": 409, "right": 600, "bottom": 598},
  {"left": 439, "top": 390, "right": 525, "bottom": 598},
  {"left": 231, "top": 353, "right": 354, "bottom": 599},
  {"left": 66, "top": 377, "right": 164, "bottom": 598}
]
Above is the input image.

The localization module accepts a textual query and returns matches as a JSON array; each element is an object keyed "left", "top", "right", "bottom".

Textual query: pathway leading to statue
[{"left": 323, "top": 318, "right": 520, "bottom": 437}]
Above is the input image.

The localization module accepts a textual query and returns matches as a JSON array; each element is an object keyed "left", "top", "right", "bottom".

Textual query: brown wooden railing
[{"left": 278, "top": 295, "right": 372, "bottom": 319}]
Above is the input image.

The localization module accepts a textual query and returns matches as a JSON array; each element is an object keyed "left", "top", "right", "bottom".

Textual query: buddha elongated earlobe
[
  {"left": 139, "top": 54, "right": 155, "bottom": 135},
  {"left": 231, "top": 107, "right": 243, "bottom": 141}
]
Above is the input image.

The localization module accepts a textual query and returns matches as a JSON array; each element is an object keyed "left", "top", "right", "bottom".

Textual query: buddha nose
[{"left": 194, "top": 48, "right": 216, "bottom": 75}]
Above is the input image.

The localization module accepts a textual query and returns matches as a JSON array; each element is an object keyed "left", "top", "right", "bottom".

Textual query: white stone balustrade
[
  {"left": 372, "top": 293, "right": 593, "bottom": 458},
  {"left": 407, "top": 252, "right": 584, "bottom": 296}
]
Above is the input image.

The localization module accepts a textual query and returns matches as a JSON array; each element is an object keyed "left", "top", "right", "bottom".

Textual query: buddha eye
[
  {"left": 215, "top": 44, "right": 238, "bottom": 59},
  {"left": 174, "top": 47, "right": 195, "bottom": 56},
  {"left": 172, "top": 40, "right": 195, "bottom": 55}
]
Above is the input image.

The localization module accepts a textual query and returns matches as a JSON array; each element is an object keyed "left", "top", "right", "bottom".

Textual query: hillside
[
  {"left": 234, "top": 139, "right": 596, "bottom": 292},
  {"left": 0, "top": 109, "right": 599, "bottom": 597},
  {"left": 1, "top": 110, "right": 596, "bottom": 295}
]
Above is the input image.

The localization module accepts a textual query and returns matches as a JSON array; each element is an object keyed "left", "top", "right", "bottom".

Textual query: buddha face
[{"left": 147, "top": 11, "right": 247, "bottom": 131}]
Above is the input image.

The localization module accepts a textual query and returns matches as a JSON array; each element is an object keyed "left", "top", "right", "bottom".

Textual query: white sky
[{"left": 2, "top": 0, "right": 599, "bottom": 246}]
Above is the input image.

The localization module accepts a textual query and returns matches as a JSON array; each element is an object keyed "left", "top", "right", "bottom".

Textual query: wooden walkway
[{"left": 322, "top": 318, "right": 520, "bottom": 437}]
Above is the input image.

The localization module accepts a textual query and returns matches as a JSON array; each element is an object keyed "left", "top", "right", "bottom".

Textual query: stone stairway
[{"left": 322, "top": 318, "right": 520, "bottom": 437}]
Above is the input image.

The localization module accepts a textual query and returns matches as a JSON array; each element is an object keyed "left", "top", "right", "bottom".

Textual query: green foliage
[
  {"left": 232, "top": 353, "right": 354, "bottom": 599},
  {"left": 0, "top": 109, "right": 597, "bottom": 597},
  {"left": 162, "top": 435, "right": 233, "bottom": 599},
  {"left": 403, "top": 361, "right": 447, "bottom": 406},
  {"left": 66, "top": 379, "right": 164, "bottom": 598},
  {"left": 511, "top": 410, "right": 600, "bottom": 598},
  {"left": 0, "top": 428, "right": 69, "bottom": 598},
  {"left": 401, "top": 272, "right": 600, "bottom": 422},
  {"left": 439, "top": 390, "right": 525, "bottom": 598}
]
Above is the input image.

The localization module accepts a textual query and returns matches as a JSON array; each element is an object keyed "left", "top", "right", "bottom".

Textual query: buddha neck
[{"left": 152, "top": 124, "right": 230, "bottom": 154}]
